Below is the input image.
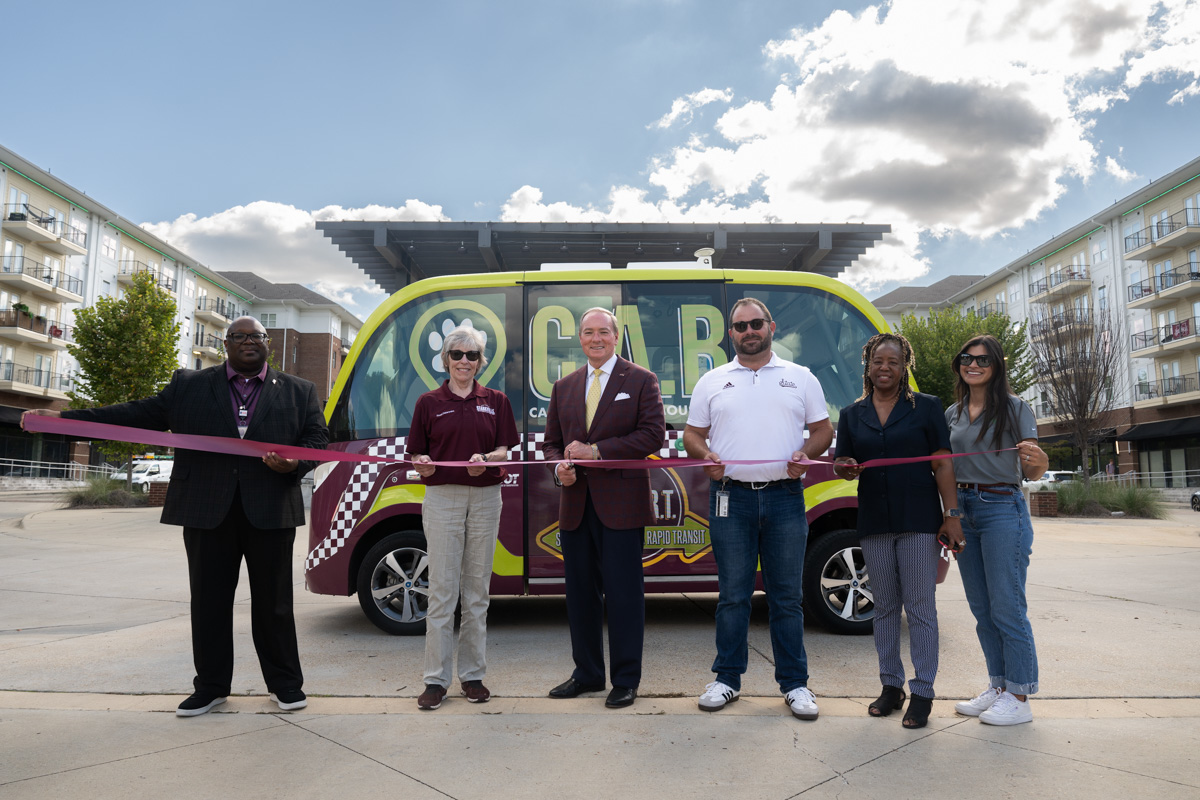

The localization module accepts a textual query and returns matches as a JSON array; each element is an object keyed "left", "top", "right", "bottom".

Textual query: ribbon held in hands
[{"left": 22, "top": 415, "right": 1012, "bottom": 470}]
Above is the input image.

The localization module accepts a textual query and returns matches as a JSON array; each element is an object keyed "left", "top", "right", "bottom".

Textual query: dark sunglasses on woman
[
  {"left": 448, "top": 350, "right": 481, "bottom": 362},
  {"left": 957, "top": 353, "right": 993, "bottom": 368},
  {"left": 731, "top": 318, "right": 768, "bottom": 333}
]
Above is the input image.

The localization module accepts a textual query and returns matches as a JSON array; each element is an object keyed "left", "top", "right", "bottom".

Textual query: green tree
[
  {"left": 67, "top": 270, "right": 181, "bottom": 490},
  {"left": 896, "top": 306, "right": 1033, "bottom": 410}
]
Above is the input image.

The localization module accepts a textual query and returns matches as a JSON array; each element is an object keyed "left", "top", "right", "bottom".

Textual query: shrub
[
  {"left": 1053, "top": 480, "right": 1165, "bottom": 519},
  {"left": 66, "top": 476, "right": 148, "bottom": 508}
]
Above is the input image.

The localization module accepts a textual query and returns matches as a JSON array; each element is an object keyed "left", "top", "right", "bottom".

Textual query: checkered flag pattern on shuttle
[
  {"left": 305, "top": 437, "right": 406, "bottom": 572},
  {"left": 525, "top": 430, "right": 682, "bottom": 462}
]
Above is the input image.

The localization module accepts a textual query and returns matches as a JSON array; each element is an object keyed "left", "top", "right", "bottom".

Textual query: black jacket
[{"left": 65, "top": 366, "right": 328, "bottom": 529}]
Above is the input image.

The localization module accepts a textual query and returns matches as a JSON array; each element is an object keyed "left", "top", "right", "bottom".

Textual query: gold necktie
[{"left": 585, "top": 368, "right": 603, "bottom": 428}]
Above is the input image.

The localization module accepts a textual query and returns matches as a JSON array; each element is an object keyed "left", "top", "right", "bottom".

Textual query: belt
[
  {"left": 724, "top": 478, "right": 798, "bottom": 490},
  {"left": 957, "top": 482, "right": 1017, "bottom": 494}
]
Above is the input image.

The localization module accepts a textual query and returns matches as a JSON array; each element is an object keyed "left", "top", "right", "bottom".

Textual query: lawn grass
[{"left": 1053, "top": 480, "right": 1166, "bottom": 519}]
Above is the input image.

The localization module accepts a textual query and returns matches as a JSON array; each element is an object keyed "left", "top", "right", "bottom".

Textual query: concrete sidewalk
[{"left": 1, "top": 504, "right": 1198, "bottom": 798}]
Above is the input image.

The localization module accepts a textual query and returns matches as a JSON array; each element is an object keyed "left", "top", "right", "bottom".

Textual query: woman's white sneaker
[
  {"left": 955, "top": 686, "right": 1001, "bottom": 717},
  {"left": 698, "top": 681, "right": 740, "bottom": 711},
  {"left": 978, "top": 691, "right": 1033, "bottom": 726}
]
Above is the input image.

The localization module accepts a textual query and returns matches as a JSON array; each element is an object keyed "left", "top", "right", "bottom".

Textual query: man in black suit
[{"left": 23, "top": 317, "right": 328, "bottom": 716}]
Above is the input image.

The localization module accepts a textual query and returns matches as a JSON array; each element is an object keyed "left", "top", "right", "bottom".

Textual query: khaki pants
[{"left": 422, "top": 483, "right": 503, "bottom": 688}]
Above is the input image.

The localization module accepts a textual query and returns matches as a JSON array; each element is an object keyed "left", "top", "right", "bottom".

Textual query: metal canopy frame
[{"left": 317, "top": 221, "right": 891, "bottom": 294}]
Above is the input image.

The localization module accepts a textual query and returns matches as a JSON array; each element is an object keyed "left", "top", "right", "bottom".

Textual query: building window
[
  {"left": 185, "top": 278, "right": 195, "bottom": 300},
  {"left": 260, "top": 312, "right": 277, "bottom": 327},
  {"left": 1098, "top": 285, "right": 1108, "bottom": 311},
  {"left": 101, "top": 235, "right": 117, "bottom": 260},
  {"left": 1091, "top": 236, "right": 1108, "bottom": 263}
]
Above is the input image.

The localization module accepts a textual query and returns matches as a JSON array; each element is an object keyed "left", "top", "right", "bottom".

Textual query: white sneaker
[
  {"left": 979, "top": 691, "right": 1033, "bottom": 726},
  {"left": 698, "top": 681, "right": 740, "bottom": 711},
  {"left": 785, "top": 686, "right": 819, "bottom": 720},
  {"left": 955, "top": 686, "right": 1001, "bottom": 717}
]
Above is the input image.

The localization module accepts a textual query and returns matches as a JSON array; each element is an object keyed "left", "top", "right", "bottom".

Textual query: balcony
[
  {"left": 1155, "top": 261, "right": 1200, "bottom": 304},
  {"left": 1154, "top": 207, "right": 1200, "bottom": 252},
  {"left": 195, "top": 296, "right": 233, "bottom": 325},
  {"left": 192, "top": 331, "right": 223, "bottom": 361},
  {"left": 0, "top": 308, "right": 73, "bottom": 347},
  {"left": 1158, "top": 316, "right": 1199, "bottom": 354},
  {"left": 2, "top": 203, "right": 59, "bottom": 246},
  {"left": 0, "top": 361, "right": 70, "bottom": 399},
  {"left": 1134, "top": 371, "right": 1200, "bottom": 407},
  {"left": 0, "top": 255, "right": 84, "bottom": 303},
  {"left": 1030, "top": 264, "right": 1090, "bottom": 301},
  {"left": 340, "top": 336, "right": 351, "bottom": 354},
  {"left": 977, "top": 300, "right": 1008, "bottom": 318},
  {"left": 1127, "top": 276, "right": 1159, "bottom": 308},
  {"left": 1030, "top": 308, "right": 1093, "bottom": 341},
  {"left": 1125, "top": 219, "right": 1185, "bottom": 260},
  {"left": 1131, "top": 329, "right": 1160, "bottom": 353}
]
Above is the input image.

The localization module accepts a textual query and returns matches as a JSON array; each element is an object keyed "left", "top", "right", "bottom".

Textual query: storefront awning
[{"left": 1118, "top": 416, "right": 1200, "bottom": 441}]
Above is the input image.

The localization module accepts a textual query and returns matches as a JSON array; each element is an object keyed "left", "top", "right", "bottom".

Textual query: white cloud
[
  {"left": 503, "top": 0, "right": 1197, "bottom": 294},
  {"left": 647, "top": 87, "right": 734, "bottom": 130},
  {"left": 141, "top": 199, "right": 447, "bottom": 319},
  {"left": 1104, "top": 155, "right": 1138, "bottom": 181}
]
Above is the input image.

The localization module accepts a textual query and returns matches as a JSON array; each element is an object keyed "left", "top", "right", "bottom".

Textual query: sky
[{"left": 4, "top": 0, "right": 1200, "bottom": 321}]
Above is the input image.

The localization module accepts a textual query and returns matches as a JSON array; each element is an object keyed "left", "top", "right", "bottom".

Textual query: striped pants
[{"left": 860, "top": 531, "right": 941, "bottom": 698}]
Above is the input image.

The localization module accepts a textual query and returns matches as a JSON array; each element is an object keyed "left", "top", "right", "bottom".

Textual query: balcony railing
[
  {"left": 1158, "top": 315, "right": 1198, "bottom": 346},
  {"left": 1125, "top": 220, "right": 1182, "bottom": 253},
  {"left": 1131, "top": 330, "right": 1160, "bottom": 351},
  {"left": 196, "top": 296, "right": 236, "bottom": 319},
  {"left": 193, "top": 331, "right": 223, "bottom": 351},
  {"left": 1028, "top": 278, "right": 1047, "bottom": 296},
  {"left": 0, "top": 361, "right": 70, "bottom": 390},
  {"left": 978, "top": 301, "right": 1008, "bottom": 317},
  {"left": 1031, "top": 307, "right": 1093, "bottom": 338},
  {"left": 1048, "top": 264, "right": 1089, "bottom": 288},
  {"left": 0, "top": 308, "right": 74, "bottom": 341},
  {"left": 1135, "top": 371, "right": 1200, "bottom": 401},
  {"left": 2, "top": 203, "right": 87, "bottom": 248},
  {"left": 1, "top": 254, "right": 84, "bottom": 296}
]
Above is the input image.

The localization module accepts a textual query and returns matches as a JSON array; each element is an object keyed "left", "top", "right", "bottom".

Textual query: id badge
[{"left": 715, "top": 490, "right": 730, "bottom": 518}]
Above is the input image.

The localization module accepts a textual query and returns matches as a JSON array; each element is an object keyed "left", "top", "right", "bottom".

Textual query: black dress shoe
[
  {"left": 549, "top": 678, "right": 605, "bottom": 698},
  {"left": 605, "top": 686, "right": 637, "bottom": 708}
]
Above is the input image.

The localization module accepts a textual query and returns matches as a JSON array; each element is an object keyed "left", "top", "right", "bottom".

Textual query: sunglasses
[
  {"left": 958, "top": 353, "right": 993, "bottom": 368},
  {"left": 731, "top": 318, "right": 768, "bottom": 333},
  {"left": 447, "top": 350, "right": 481, "bottom": 362}
]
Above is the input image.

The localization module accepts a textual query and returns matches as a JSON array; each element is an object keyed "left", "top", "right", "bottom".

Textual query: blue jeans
[
  {"left": 956, "top": 486, "right": 1039, "bottom": 695},
  {"left": 708, "top": 480, "right": 809, "bottom": 693}
]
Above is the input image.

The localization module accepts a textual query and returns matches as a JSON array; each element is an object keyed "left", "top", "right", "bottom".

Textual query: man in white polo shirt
[{"left": 683, "top": 297, "right": 834, "bottom": 720}]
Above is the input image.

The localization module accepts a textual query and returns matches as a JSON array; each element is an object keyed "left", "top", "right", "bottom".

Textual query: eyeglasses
[
  {"left": 447, "top": 350, "right": 481, "bottom": 362},
  {"left": 227, "top": 332, "right": 269, "bottom": 344},
  {"left": 958, "top": 353, "right": 993, "bottom": 368},
  {"left": 731, "top": 318, "right": 768, "bottom": 333}
]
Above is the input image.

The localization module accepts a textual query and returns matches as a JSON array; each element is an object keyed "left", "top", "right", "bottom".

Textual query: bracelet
[{"left": 591, "top": 443, "right": 600, "bottom": 460}]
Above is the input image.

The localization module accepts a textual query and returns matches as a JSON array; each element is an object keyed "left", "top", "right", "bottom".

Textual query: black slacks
[
  {"left": 182, "top": 493, "right": 302, "bottom": 697},
  {"left": 560, "top": 492, "right": 646, "bottom": 689}
]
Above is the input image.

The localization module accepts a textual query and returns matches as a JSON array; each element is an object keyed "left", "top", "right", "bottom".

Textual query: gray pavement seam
[{"left": 270, "top": 713, "right": 461, "bottom": 799}]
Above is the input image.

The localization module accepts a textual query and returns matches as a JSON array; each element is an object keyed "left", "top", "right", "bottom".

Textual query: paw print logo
[{"left": 427, "top": 317, "right": 488, "bottom": 374}]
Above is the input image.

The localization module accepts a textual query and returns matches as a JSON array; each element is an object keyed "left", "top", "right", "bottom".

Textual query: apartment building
[
  {"left": 0, "top": 145, "right": 362, "bottom": 468},
  {"left": 218, "top": 271, "right": 360, "bottom": 405},
  {"left": 876, "top": 155, "right": 1200, "bottom": 486}
]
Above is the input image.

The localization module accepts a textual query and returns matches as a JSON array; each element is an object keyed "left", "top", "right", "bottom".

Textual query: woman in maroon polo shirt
[{"left": 407, "top": 325, "right": 519, "bottom": 711}]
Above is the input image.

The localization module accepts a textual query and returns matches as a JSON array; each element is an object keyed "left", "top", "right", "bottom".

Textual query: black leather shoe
[
  {"left": 605, "top": 686, "right": 637, "bottom": 708},
  {"left": 549, "top": 678, "right": 605, "bottom": 698}
]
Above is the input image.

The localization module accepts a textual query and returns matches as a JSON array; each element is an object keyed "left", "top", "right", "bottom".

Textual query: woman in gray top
[{"left": 945, "top": 334, "right": 1048, "bottom": 727}]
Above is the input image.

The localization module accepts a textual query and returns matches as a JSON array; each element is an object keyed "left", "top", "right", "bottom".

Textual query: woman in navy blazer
[{"left": 833, "top": 333, "right": 963, "bottom": 729}]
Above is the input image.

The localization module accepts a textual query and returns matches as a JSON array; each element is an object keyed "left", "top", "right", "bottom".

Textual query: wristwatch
[{"left": 944, "top": 508, "right": 961, "bottom": 519}]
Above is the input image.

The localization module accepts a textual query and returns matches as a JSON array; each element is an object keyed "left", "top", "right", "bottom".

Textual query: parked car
[
  {"left": 1025, "top": 470, "right": 1077, "bottom": 492},
  {"left": 1191, "top": 490, "right": 1199, "bottom": 512}
]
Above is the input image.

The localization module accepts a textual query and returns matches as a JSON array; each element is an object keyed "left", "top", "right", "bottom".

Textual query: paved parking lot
[{"left": 1, "top": 497, "right": 1198, "bottom": 798}]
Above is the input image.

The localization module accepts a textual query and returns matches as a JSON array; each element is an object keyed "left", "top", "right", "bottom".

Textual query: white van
[{"left": 112, "top": 460, "right": 174, "bottom": 493}]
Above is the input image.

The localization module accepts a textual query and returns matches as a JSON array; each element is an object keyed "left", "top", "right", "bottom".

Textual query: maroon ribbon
[{"left": 22, "top": 415, "right": 1013, "bottom": 470}]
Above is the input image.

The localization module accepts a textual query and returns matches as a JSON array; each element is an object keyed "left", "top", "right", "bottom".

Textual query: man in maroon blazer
[{"left": 543, "top": 307, "right": 665, "bottom": 708}]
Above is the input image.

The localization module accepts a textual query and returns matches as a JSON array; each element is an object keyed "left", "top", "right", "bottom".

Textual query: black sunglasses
[
  {"left": 958, "top": 353, "right": 993, "bottom": 368},
  {"left": 731, "top": 318, "right": 768, "bottom": 333},
  {"left": 447, "top": 349, "right": 481, "bottom": 362}
]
